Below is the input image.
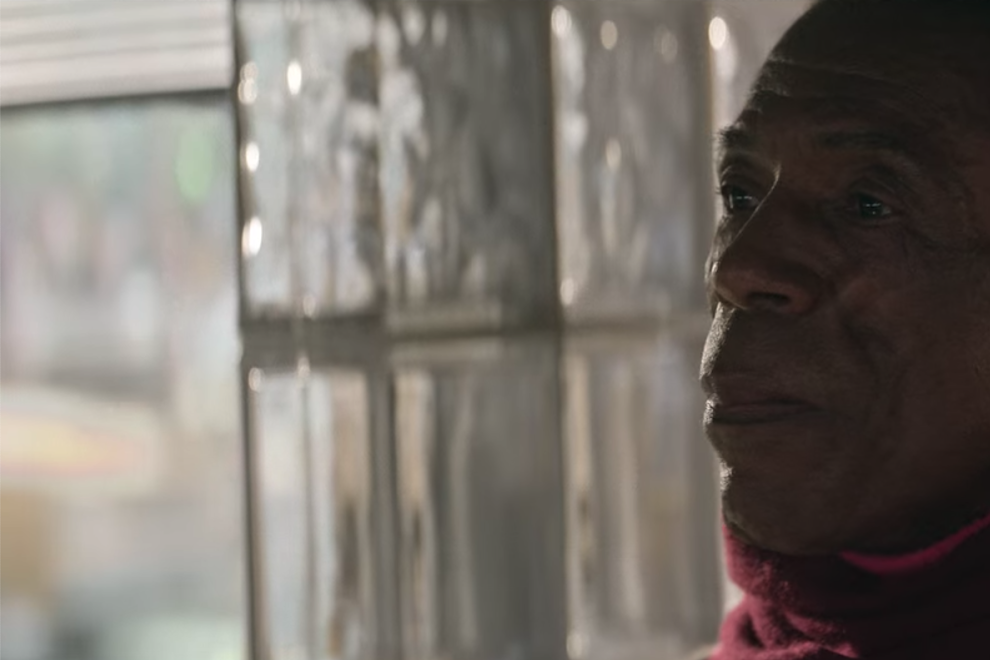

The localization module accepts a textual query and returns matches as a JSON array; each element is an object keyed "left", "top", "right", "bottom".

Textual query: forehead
[
  {"left": 738, "top": 57, "right": 940, "bottom": 138},
  {"left": 740, "top": 2, "right": 990, "bottom": 150},
  {"left": 720, "top": 57, "right": 962, "bottom": 176}
]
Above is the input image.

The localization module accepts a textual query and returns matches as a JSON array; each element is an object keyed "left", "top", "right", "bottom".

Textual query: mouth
[
  {"left": 702, "top": 374, "right": 835, "bottom": 473},
  {"left": 702, "top": 373, "right": 823, "bottom": 427},
  {"left": 706, "top": 399, "right": 820, "bottom": 425}
]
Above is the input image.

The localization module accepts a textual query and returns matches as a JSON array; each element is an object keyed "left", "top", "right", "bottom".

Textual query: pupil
[
  {"left": 860, "top": 196, "right": 884, "bottom": 217},
  {"left": 730, "top": 189, "right": 749, "bottom": 211}
]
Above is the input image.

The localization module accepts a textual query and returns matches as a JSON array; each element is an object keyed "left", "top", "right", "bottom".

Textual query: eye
[
  {"left": 851, "top": 193, "right": 894, "bottom": 221},
  {"left": 719, "top": 184, "right": 759, "bottom": 214}
]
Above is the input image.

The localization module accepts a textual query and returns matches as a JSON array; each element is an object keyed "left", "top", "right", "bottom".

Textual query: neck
[{"left": 840, "top": 509, "right": 990, "bottom": 575}]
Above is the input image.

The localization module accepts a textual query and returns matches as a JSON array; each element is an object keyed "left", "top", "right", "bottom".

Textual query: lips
[
  {"left": 703, "top": 374, "right": 821, "bottom": 426},
  {"left": 708, "top": 400, "right": 819, "bottom": 425}
]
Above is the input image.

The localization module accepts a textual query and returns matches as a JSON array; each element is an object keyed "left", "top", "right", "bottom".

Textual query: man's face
[{"left": 701, "top": 7, "right": 990, "bottom": 556}]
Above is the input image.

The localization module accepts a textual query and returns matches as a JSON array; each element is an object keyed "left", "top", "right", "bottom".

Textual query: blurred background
[{"left": 0, "top": 2, "right": 808, "bottom": 660}]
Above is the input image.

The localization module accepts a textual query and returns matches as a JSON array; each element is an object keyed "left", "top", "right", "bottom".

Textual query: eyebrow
[
  {"left": 715, "top": 126, "right": 754, "bottom": 155},
  {"left": 813, "top": 130, "right": 913, "bottom": 155},
  {"left": 716, "top": 126, "right": 928, "bottom": 177},
  {"left": 718, "top": 126, "right": 911, "bottom": 152}
]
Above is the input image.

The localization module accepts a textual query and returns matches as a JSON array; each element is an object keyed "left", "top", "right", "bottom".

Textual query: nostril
[{"left": 712, "top": 252, "right": 821, "bottom": 316}]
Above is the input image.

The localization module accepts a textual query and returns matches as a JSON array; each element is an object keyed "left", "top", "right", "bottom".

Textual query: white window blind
[{"left": 0, "top": 0, "right": 233, "bottom": 106}]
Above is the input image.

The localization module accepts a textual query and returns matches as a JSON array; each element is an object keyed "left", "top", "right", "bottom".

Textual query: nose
[{"left": 709, "top": 201, "right": 823, "bottom": 316}]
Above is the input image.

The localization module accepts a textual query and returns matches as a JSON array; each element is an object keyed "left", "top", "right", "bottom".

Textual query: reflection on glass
[
  {"left": 236, "top": 2, "right": 292, "bottom": 315},
  {"left": 0, "top": 101, "right": 244, "bottom": 660},
  {"left": 564, "top": 334, "right": 721, "bottom": 660},
  {"left": 226, "top": 5, "right": 812, "bottom": 660},
  {"left": 553, "top": 1, "right": 709, "bottom": 323},
  {"left": 708, "top": 0, "right": 811, "bottom": 129},
  {"left": 237, "top": 0, "right": 384, "bottom": 317},
  {"left": 249, "top": 367, "right": 373, "bottom": 660},
  {"left": 394, "top": 340, "right": 567, "bottom": 660},
  {"left": 251, "top": 370, "right": 306, "bottom": 660},
  {"left": 379, "top": 2, "right": 557, "bottom": 333}
]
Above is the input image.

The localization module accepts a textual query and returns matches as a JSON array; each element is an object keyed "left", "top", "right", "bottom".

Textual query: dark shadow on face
[{"left": 701, "top": 0, "right": 990, "bottom": 556}]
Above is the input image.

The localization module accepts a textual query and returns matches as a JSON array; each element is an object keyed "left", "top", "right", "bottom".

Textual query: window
[
  {"left": 0, "top": 100, "right": 245, "bottom": 660},
  {"left": 0, "top": 2, "right": 810, "bottom": 660}
]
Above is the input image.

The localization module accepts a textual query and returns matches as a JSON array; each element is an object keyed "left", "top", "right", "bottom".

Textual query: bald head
[
  {"left": 703, "top": 0, "right": 990, "bottom": 555},
  {"left": 771, "top": 0, "right": 990, "bottom": 130}
]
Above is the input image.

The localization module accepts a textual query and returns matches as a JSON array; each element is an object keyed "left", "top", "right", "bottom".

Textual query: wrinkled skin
[{"left": 701, "top": 0, "right": 990, "bottom": 556}]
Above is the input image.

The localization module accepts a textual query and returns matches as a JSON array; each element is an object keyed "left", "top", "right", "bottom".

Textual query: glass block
[
  {"left": 563, "top": 333, "right": 721, "bottom": 660},
  {"left": 236, "top": 0, "right": 293, "bottom": 315},
  {"left": 378, "top": 2, "right": 557, "bottom": 334},
  {"left": 552, "top": 1, "right": 711, "bottom": 324},
  {"left": 393, "top": 339, "right": 567, "bottom": 660},
  {"left": 708, "top": 0, "right": 811, "bottom": 129},
  {"left": 297, "top": 0, "right": 384, "bottom": 316},
  {"left": 237, "top": 0, "right": 384, "bottom": 318},
  {"left": 248, "top": 367, "right": 375, "bottom": 660}
]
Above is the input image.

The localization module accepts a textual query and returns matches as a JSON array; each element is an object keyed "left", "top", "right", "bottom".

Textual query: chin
[
  {"left": 709, "top": 415, "right": 871, "bottom": 555},
  {"left": 721, "top": 470, "right": 854, "bottom": 556}
]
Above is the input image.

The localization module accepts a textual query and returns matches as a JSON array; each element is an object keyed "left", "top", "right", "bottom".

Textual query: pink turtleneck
[
  {"left": 711, "top": 511, "right": 990, "bottom": 659},
  {"left": 840, "top": 511, "right": 990, "bottom": 577}
]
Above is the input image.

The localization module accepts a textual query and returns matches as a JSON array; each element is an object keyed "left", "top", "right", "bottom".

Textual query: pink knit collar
[{"left": 841, "top": 511, "right": 990, "bottom": 576}]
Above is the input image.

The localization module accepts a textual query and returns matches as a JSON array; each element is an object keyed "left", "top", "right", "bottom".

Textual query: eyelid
[
  {"left": 718, "top": 156, "right": 774, "bottom": 188},
  {"left": 846, "top": 177, "right": 907, "bottom": 215},
  {"left": 849, "top": 163, "right": 919, "bottom": 201},
  {"left": 717, "top": 177, "right": 765, "bottom": 205},
  {"left": 717, "top": 150, "right": 774, "bottom": 177},
  {"left": 718, "top": 182, "right": 751, "bottom": 196},
  {"left": 819, "top": 191, "right": 900, "bottom": 226}
]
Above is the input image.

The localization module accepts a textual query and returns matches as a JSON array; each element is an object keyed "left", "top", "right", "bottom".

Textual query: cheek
[
  {"left": 850, "top": 278, "right": 990, "bottom": 519},
  {"left": 892, "top": 312, "right": 990, "bottom": 441},
  {"left": 837, "top": 261, "right": 920, "bottom": 343},
  {"left": 833, "top": 259, "right": 941, "bottom": 396},
  {"left": 828, "top": 269, "right": 952, "bottom": 483}
]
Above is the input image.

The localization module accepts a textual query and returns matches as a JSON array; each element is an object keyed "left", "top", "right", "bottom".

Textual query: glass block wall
[{"left": 233, "top": 2, "right": 810, "bottom": 660}]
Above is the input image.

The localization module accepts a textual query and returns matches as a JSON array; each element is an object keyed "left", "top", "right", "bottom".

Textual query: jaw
[
  {"left": 722, "top": 477, "right": 850, "bottom": 556},
  {"left": 718, "top": 450, "right": 876, "bottom": 556}
]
